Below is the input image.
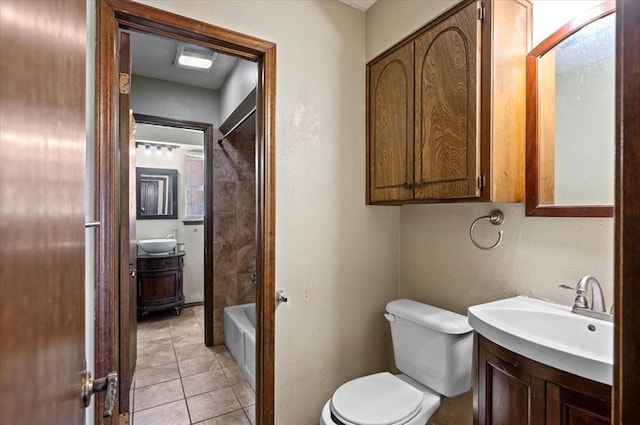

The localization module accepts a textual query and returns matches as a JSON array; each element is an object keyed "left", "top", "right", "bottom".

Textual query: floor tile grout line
[{"left": 170, "top": 316, "right": 194, "bottom": 425}]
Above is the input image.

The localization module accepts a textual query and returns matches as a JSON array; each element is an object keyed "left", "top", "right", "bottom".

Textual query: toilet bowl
[
  {"left": 320, "top": 373, "right": 440, "bottom": 425},
  {"left": 319, "top": 299, "right": 473, "bottom": 425}
]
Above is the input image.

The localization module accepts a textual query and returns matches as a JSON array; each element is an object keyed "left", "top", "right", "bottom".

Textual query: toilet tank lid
[{"left": 386, "top": 299, "right": 473, "bottom": 335}]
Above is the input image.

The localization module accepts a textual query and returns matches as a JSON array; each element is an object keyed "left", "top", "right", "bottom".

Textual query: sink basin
[
  {"left": 468, "top": 296, "right": 613, "bottom": 385},
  {"left": 138, "top": 238, "right": 176, "bottom": 255}
]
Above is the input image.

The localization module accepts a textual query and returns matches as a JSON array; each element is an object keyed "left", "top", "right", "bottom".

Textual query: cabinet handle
[
  {"left": 403, "top": 182, "right": 411, "bottom": 190},
  {"left": 412, "top": 182, "right": 420, "bottom": 190}
]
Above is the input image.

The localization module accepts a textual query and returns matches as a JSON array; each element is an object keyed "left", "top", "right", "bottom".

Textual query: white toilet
[{"left": 320, "top": 299, "right": 473, "bottom": 425}]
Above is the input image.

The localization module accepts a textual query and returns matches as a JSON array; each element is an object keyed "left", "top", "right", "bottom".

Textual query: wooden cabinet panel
[
  {"left": 368, "top": 42, "right": 414, "bottom": 203},
  {"left": 475, "top": 334, "right": 612, "bottom": 425},
  {"left": 137, "top": 253, "right": 185, "bottom": 316},
  {"left": 547, "top": 382, "right": 611, "bottom": 425},
  {"left": 414, "top": 1, "right": 479, "bottom": 200},
  {"left": 366, "top": 0, "right": 530, "bottom": 205}
]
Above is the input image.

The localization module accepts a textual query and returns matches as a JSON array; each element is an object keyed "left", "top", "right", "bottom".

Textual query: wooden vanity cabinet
[
  {"left": 367, "top": 0, "right": 531, "bottom": 204},
  {"left": 474, "top": 334, "right": 612, "bottom": 425},
  {"left": 137, "top": 252, "right": 185, "bottom": 316}
]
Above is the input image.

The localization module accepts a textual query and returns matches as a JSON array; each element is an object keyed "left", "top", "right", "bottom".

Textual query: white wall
[
  {"left": 218, "top": 59, "right": 257, "bottom": 126},
  {"left": 136, "top": 139, "right": 205, "bottom": 304},
  {"left": 137, "top": 1, "right": 400, "bottom": 423},
  {"left": 367, "top": 2, "right": 614, "bottom": 424},
  {"left": 130, "top": 75, "right": 219, "bottom": 125}
]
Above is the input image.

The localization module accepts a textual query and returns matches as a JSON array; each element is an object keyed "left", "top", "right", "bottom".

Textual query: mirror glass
[
  {"left": 526, "top": 6, "right": 615, "bottom": 217},
  {"left": 136, "top": 167, "right": 178, "bottom": 219}
]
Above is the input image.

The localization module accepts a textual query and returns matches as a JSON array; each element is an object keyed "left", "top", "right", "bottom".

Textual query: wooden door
[
  {"left": 368, "top": 42, "right": 414, "bottom": 203},
  {"left": 0, "top": 1, "right": 87, "bottom": 424},
  {"left": 414, "top": 1, "right": 481, "bottom": 200},
  {"left": 118, "top": 31, "right": 137, "bottom": 414}
]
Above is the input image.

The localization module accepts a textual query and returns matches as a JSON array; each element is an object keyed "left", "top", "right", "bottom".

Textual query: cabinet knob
[{"left": 403, "top": 182, "right": 411, "bottom": 190}]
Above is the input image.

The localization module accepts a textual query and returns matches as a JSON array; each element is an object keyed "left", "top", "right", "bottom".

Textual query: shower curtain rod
[{"left": 217, "top": 106, "right": 257, "bottom": 144}]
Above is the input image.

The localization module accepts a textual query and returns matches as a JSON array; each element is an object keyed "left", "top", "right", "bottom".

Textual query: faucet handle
[{"left": 558, "top": 284, "right": 588, "bottom": 309}]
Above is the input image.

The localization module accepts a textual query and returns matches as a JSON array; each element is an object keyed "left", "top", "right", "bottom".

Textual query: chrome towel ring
[{"left": 469, "top": 210, "right": 504, "bottom": 250}]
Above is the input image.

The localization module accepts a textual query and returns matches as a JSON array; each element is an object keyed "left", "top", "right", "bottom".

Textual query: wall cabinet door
[
  {"left": 368, "top": 42, "right": 414, "bottom": 203},
  {"left": 414, "top": 1, "right": 480, "bottom": 200},
  {"left": 366, "top": 0, "right": 530, "bottom": 205}
]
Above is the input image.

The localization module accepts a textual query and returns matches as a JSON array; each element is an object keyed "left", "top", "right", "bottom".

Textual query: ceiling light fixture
[{"left": 175, "top": 44, "right": 217, "bottom": 71}]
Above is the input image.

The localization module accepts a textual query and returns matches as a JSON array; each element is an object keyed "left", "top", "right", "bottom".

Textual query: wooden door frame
[
  {"left": 133, "top": 113, "right": 215, "bottom": 347},
  {"left": 614, "top": 1, "right": 640, "bottom": 422},
  {"left": 95, "top": 0, "right": 276, "bottom": 423}
]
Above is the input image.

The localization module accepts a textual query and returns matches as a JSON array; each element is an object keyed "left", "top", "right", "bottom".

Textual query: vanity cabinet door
[
  {"left": 477, "top": 341, "right": 545, "bottom": 425},
  {"left": 546, "top": 383, "right": 611, "bottom": 425},
  {"left": 137, "top": 254, "right": 185, "bottom": 315},
  {"left": 368, "top": 42, "right": 414, "bottom": 203},
  {"left": 474, "top": 334, "right": 612, "bottom": 425},
  {"left": 413, "top": 1, "right": 480, "bottom": 200}
]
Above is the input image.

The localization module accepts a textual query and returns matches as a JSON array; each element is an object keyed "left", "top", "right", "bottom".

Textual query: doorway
[{"left": 94, "top": 0, "right": 276, "bottom": 424}]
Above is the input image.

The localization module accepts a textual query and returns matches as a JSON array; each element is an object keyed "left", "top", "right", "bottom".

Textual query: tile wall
[{"left": 212, "top": 130, "right": 256, "bottom": 345}]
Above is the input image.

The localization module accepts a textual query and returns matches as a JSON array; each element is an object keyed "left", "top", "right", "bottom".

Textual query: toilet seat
[{"left": 329, "top": 372, "right": 424, "bottom": 425}]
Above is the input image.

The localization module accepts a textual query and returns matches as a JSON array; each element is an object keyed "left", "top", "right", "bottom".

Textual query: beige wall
[
  {"left": 136, "top": 1, "right": 400, "bottom": 424},
  {"left": 365, "top": 0, "right": 458, "bottom": 61},
  {"left": 367, "top": 2, "right": 614, "bottom": 425}
]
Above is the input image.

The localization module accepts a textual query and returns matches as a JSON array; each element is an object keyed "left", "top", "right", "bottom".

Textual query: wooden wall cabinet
[
  {"left": 367, "top": 0, "right": 531, "bottom": 204},
  {"left": 475, "top": 334, "right": 612, "bottom": 425},
  {"left": 137, "top": 252, "right": 185, "bottom": 316}
]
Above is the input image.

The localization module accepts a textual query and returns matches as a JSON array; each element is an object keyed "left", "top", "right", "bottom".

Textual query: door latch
[{"left": 81, "top": 370, "right": 118, "bottom": 417}]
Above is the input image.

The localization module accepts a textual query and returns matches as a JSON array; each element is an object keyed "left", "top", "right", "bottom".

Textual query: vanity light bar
[
  {"left": 135, "top": 142, "right": 181, "bottom": 151},
  {"left": 135, "top": 142, "right": 181, "bottom": 156}
]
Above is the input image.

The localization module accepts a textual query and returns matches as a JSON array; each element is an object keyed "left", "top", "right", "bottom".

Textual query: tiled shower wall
[{"left": 212, "top": 130, "right": 256, "bottom": 345}]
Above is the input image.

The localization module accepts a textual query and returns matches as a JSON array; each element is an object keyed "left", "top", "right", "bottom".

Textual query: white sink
[
  {"left": 468, "top": 296, "right": 613, "bottom": 385},
  {"left": 138, "top": 238, "right": 176, "bottom": 255}
]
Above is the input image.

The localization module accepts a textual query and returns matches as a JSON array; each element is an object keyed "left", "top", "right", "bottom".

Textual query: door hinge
[
  {"left": 478, "top": 4, "right": 485, "bottom": 22},
  {"left": 119, "top": 72, "right": 130, "bottom": 95},
  {"left": 478, "top": 175, "right": 486, "bottom": 190}
]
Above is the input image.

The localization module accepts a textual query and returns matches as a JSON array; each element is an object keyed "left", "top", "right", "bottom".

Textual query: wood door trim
[
  {"left": 95, "top": 1, "right": 276, "bottom": 424},
  {"left": 615, "top": 1, "right": 640, "bottom": 423},
  {"left": 132, "top": 113, "right": 215, "bottom": 347}
]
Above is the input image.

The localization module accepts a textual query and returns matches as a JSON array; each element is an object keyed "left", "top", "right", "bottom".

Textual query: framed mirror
[
  {"left": 136, "top": 167, "right": 178, "bottom": 219},
  {"left": 526, "top": 2, "right": 615, "bottom": 217}
]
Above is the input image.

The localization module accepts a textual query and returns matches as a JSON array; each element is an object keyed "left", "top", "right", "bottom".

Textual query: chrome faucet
[{"left": 568, "top": 275, "right": 612, "bottom": 322}]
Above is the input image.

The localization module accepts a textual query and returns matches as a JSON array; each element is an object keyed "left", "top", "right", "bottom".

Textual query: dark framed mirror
[
  {"left": 136, "top": 167, "right": 178, "bottom": 219},
  {"left": 526, "top": 1, "right": 615, "bottom": 217}
]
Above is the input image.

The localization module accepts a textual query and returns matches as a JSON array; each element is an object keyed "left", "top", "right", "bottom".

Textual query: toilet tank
[{"left": 385, "top": 299, "right": 473, "bottom": 397}]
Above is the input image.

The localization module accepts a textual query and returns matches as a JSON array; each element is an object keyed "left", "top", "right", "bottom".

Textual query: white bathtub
[{"left": 224, "top": 303, "right": 256, "bottom": 391}]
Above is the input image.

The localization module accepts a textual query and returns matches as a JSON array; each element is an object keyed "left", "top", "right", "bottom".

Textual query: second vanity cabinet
[
  {"left": 475, "top": 334, "right": 611, "bottom": 425},
  {"left": 137, "top": 252, "right": 185, "bottom": 316},
  {"left": 367, "top": 0, "right": 530, "bottom": 204}
]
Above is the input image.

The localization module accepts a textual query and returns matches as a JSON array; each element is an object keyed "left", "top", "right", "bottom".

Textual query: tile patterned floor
[{"left": 132, "top": 306, "right": 255, "bottom": 425}]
